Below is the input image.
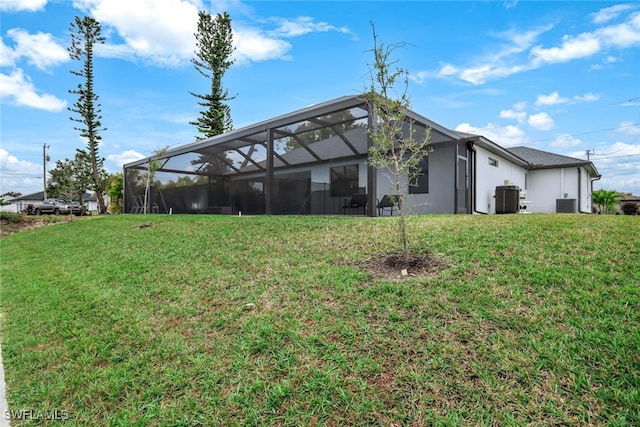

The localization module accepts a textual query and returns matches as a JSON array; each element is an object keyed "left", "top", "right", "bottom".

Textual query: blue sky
[{"left": 2, "top": 0, "right": 640, "bottom": 197}]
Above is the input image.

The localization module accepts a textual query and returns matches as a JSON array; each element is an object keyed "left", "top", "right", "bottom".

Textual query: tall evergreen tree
[
  {"left": 190, "top": 11, "right": 236, "bottom": 139},
  {"left": 68, "top": 15, "right": 108, "bottom": 214}
]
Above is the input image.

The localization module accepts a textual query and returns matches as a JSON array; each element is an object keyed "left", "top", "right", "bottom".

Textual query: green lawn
[{"left": 1, "top": 214, "right": 638, "bottom": 426}]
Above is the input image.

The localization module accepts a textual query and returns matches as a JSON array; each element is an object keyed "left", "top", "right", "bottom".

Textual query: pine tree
[
  {"left": 68, "top": 15, "right": 108, "bottom": 214},
  {"left": 190, "top": 11, "right": 236, "bottom": 139}
]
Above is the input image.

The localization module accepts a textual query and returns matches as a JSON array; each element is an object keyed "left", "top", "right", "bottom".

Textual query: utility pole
[
  {"left": 43, "top": 143, "right": 50, "bottom": 200},
  {"left": 586, "top": 149, "right": 594, "bottom": 161}
]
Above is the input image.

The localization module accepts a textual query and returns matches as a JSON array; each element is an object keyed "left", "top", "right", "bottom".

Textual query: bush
[
  {"left": 107, "top": 203, "right": 122, "bottom": 214},
  {"left": 621, "top": 202, "right": 639, "bottom": 215},
  {"left": 0, "top": 212, "right": 27, "bottom": 223}
]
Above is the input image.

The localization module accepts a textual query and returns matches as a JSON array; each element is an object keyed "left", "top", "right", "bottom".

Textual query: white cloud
[
  {"left": 528, "top": 112, "right": 554, "bottom": 130},
  {"left": 618, "top": 121, "right": 640, "bottom": 136},
  {"left": 74, "top": 0, "right": 201, "bottom": 66},
  {"left": 455, "top": 122, "right": 527, "bottom": 147},
  {"left": 494, "top": 25, "right": 555, "bottom": 58},
  {"left": 0, "top": 69, "right": 67, "bottom": 111},
  {"left": 549, "top": 133, "right": 583, "bottom": 149},
  {"left": 500, "top": 109, "right": 527, "bottom": 123},
  {"left": 503, "top": 0, "right": 519, "bottom": 11},
  {"left": 600, "top": 141, "right": 640, "bottom": 157},
  {"left": 535, "top": 91, "right": 569, "bottom": 106},
  {"left": 0, "top": 148, "right": 43, "bottom": 195},
  {"left": 574, "top": 92, "right": 600, "bottom": 102},
  {"left": 443, "top": 25, "right": 553, "bottom": 85},
  {"left": 591, "top": 4, "right": 637, "bottom": 25},
  {"left": 459, "top": 64, "right": 528, "bottom": 85},
  {"left": 0, "top": 37, "right": 18, "bottom": 67},
  {"left": 532, "top": 10, "right": 640, "bottom": 66},
  {"left": 423, "top": 7, "right": 640, "bottom": 85},
  {"left": 531, "top": 33, "right": 601, "bottom": 65},
  {"left": 439, "top": 63, "right": 458, "bottom": 76},
  {"left": 233, "top": 27, "right": 292, "bottom": 64},
  {"left": 513, "top": 101, "right": 527, "bottom": 111},
  {"left": 0, "top": 0, "right": 47, "bottom": 12},
  {"left": 590, "top": 141, "right": 640, "bottom": 194},
  {"left": 106, "top": 150, "right": 145, "bottom": 171},
  {"left": 72, "top": 0, "right": 353, "bottom": 67},
  {"left": 0, "top": 148, "right": 41, "bottom": 175},
  {"left": 408, "top": 70, "right": 429, "bottom": 85},
  {"left": 596, "top": 11, "right": 640, "bottom": 48},
  {"left": 268, "top": 16, "right": 352, "bottom": 38},
  {"left": 5, "top": 28, "right": 68, "bottom": 70}
]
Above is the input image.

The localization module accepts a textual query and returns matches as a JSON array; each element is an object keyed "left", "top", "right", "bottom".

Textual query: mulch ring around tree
[{"left": 357, "top": 252, "right": 448, "bottom": 281}]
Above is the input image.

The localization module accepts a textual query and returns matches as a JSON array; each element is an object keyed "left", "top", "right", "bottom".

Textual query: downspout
[
  {"left": 578, "top": 166, "right": 597, "bottom": 214},
  {"left": 589, "top": 173, "right": 602, "bottom": 214},
  {"left": 469, "top": 141, "right": 488, "bottom": 214}
]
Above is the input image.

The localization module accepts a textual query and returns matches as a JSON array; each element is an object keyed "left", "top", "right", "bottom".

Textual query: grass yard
[{"left": 1, "top": 214, "right": 638, "bottom": 426}]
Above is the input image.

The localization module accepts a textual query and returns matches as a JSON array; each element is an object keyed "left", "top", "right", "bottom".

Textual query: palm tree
[{"left": 592, "top": 189, "right": 622, "bottom": 214}]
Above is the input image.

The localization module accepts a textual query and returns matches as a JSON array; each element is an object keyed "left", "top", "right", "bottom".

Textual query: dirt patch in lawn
[
  {"left": 357, "top": 252, "right": 447, "bottom": 281},
  {"left": 0, "top": 216, "right": 76, "bottom": 238}
]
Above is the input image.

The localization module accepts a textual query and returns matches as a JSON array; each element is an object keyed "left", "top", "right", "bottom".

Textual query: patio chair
[
  {"left": 376, "top": 194, "right": 398, "bottom": 216},
  {"left": 342, "top": 193, "right": 367, "bottom": 215}
]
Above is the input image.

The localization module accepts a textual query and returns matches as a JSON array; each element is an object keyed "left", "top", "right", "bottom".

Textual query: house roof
[
  {"left": 123, "top": 95, "right": 601, "bottom": 182},
  {"left": 12, "top": 191, "right": 97, "bottom": 202},
  {"left": 507, "top": 146, "right": 600, "bottom": 176},
  {"left": 125, "top": 95, "right": 372, "bottom": 170},
  {"left": 13, "top": 191, "right": 45, "bottom": 201},
  {"left": 620, "top": 193, "right": 640, "bottom": 202},
  {"left": 124, "top": 94, "right": 466, "bottom": 175}
]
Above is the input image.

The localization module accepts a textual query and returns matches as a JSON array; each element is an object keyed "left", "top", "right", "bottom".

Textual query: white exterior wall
[
  {"left": 473, "top": 146, "right": 526, "bottom": 214},
  {"left": 527, "top": 166, "right": 592, "bottom": 213},
  {"left": 1, "top": 198, "right": 42, "bottom": 213},
  {"left": 0, "top": 202, "right": 21, "bottom": 213}
]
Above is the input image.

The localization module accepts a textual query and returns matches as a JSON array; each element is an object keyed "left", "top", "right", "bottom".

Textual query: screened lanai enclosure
[{"left": 123, "top": 95, "right": 458, "bottom": 216}]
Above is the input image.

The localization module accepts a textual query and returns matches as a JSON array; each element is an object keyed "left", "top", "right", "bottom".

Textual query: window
[
  {"left": 488, "top": 157, "right": 499, "bottom": 167},
  {"left": 409, "top": 157, "right": 429, "bottom": 194},
  {"left": 330, "top": 164, "right": 359, "bottom": 197}
]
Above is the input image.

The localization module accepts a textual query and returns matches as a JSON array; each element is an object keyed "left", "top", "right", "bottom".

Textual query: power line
[
  {"left": 0, "top": 172, "right": 42, "bottom": 177},
  {"left": 534, "top": 122, "right": 640, "bottom": 143},
  {"left": 593, "top": 153, "right": 640, "bottom": 160}
]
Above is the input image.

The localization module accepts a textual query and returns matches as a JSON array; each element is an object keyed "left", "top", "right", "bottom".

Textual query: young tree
[
  {"left": 365, "top": 23, "right": 431, "bottom": 258},
  {"left": 142, "top": 147, "right": 168, "bottom": 223},
  {"left": 190, "top": 11, "right": 236, "bottom": 139},
  {"left": 68, "top": 15, "right": 108, "bottom": 214}
]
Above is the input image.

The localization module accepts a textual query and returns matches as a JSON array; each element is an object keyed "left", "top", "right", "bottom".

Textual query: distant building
[
  {"left": 2, "top": 191, "right": 99, "bottom": 214},
  {"left": 617, "top": 193, "right": 640, "bottom": 215}
]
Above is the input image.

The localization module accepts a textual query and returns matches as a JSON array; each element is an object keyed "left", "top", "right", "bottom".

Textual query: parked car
[{"left": 29, "top": 199, "right": 83, "bottom": 216}]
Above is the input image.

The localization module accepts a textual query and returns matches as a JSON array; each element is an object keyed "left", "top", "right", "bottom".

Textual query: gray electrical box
[{"left": 495, "top": 185, "right": 520, "bottom": 214}]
